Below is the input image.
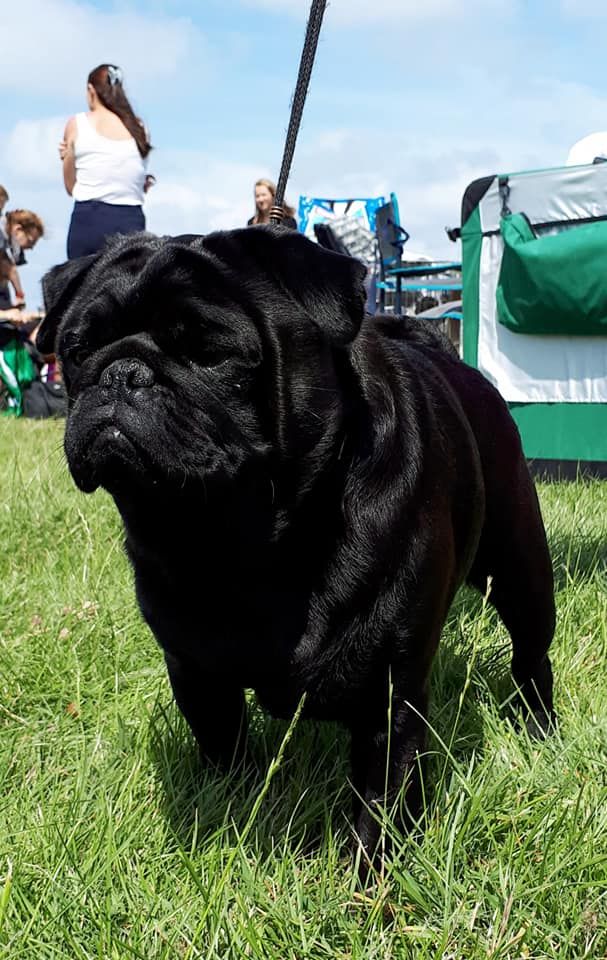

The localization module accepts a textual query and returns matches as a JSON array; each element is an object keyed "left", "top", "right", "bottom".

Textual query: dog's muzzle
[{"left": 99, "top": 358, "right": 155, "bottom": 392}]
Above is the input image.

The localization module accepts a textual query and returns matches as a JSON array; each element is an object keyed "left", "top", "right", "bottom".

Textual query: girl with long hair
[
  {"left": 60, "top": 64, "right": 155, "bottom": 259},
  {"left": 247, "top": 178, "right": 297, "bottom": 229}
]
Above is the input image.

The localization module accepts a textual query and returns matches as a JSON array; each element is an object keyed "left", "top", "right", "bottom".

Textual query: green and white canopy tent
[{"left": 460, "top": 161, "right": 607, "bottom": 471}]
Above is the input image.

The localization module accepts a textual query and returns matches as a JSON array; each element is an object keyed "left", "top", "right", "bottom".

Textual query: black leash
[{"left": 270, "top": 0, "right": 328, "bottom": 225}]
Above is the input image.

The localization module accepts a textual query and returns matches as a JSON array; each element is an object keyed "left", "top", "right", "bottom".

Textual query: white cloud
[
  {"left": 145, "top": 155, "right": 264, "bottom": 236},
  {"left": 1, "top": 0, "right": 207, "bottom": 98},
  {"left": 560, "top": 0, "right": 607, "bottom": 16},
  {"left": 242, "top": 0, "right": 515, "bottom": 25},
  {"left": 497, "top": 76, "right": 607, "bottom": 150},
  {"left": 2, "top": 117, "right": 65, "bottom": 183},
  {"left": 314, "top": 129, "right": 354, "bottom": 153}
]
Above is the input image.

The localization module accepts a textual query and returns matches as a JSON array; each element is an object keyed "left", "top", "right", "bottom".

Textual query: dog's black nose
[{"left": 100, "top": 358, "right": 155, "bottom": 391}]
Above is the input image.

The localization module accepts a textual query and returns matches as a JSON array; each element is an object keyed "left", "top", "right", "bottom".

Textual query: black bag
[{"left": 21, "top": 379, "right": 67, "bottom": 419}]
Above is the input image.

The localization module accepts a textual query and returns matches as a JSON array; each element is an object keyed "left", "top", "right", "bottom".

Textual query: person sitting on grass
[{"left": 0, "top": 208, "right": 45, "bottom": 310}]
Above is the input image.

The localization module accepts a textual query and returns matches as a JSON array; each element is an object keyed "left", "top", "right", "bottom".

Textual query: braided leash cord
[{"left": 270, "top": 0, "right": 327, "bottom": 224}]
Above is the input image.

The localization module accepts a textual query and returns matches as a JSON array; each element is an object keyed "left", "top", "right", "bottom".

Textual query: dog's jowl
[{"left": 38, "top": 226, "right": 555, "bottom": 869}]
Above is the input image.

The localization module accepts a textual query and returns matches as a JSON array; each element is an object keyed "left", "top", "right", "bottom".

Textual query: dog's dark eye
[
  {"left": 59, "top": 334, "right": 89, "bottom": 369},
  {"left": 196, "top": 348, "right": 228, "bottom": 369}
]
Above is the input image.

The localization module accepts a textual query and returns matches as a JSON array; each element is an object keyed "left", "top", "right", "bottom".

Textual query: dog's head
[{"left": 38, "top": 227, "right": 366, "bottom": 497}]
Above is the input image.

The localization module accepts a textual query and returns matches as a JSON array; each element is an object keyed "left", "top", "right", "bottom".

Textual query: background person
[
  {"left": 0, "top": 305, "right": 42, "bottom": 322},
  {"left": 0, "top": 209, "right": 44, "bottom": 310},
  {"left": 247, "top": 178, "right": 297, "bottom": 229},
  {"left": 60, "top": 63, "right": 155, "bottom": 259}
]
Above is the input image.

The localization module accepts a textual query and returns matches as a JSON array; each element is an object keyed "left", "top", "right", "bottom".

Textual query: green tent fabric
[
  {"left": 0, "top": 337, "right": 37, "bottom": 416},
  {"left": 496, "top": 213, "right": 607, "bottom": 336}
]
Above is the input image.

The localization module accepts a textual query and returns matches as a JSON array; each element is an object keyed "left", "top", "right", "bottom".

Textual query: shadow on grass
[
  {"left": 147, "top": 700, "right": 353, "bottom": 857},
  {"left": 145, "top": 593, "right": 524, "bottom": 864}
]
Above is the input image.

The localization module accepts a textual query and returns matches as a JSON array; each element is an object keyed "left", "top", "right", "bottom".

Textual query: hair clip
[{"left": 107, "top": 65, "right": 123, "bottom": 86}]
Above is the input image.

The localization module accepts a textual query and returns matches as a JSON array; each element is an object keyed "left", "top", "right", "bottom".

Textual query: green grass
[{"left": 1, "top": 419, "right": 606, "bottom": 959}]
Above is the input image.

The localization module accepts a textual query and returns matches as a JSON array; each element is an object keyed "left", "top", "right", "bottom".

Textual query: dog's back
[
  {"left": 372, "top": 312, "right": 459, "bottom": 358},
  {"left": 364, "top": 311, "right": 555, "bottom": 720}
]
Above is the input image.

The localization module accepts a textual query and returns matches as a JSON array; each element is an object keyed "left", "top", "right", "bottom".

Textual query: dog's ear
[
  {"left": 36, "top": 255, "right": 98, "bottom": 355},
  {"left": 203, "top": 227, "right": 368, "bottom": 346}
]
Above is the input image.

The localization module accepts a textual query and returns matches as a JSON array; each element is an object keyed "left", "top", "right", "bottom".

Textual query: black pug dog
[{"left": 37, "top": 226, "right": 555, "bottom": 867}]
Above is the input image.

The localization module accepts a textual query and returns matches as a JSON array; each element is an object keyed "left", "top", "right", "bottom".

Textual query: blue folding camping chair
[
  {"left": 374, "top": 194, "right": 462, "bottom": 314},
  {"left": 298, "top": 195, "right": 387, "bottom": 240},
  {"left": 373, "top": 193, "right": 410, "bottom": 312}
]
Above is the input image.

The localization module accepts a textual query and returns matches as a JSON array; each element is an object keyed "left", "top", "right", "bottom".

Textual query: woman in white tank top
[{"left": 60, "top": 64, "right": 155, "bottom": 259}]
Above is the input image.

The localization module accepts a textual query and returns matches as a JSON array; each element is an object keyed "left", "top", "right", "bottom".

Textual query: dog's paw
[{"left": 524, "top": 706, "right": 557, "bottom": 740}]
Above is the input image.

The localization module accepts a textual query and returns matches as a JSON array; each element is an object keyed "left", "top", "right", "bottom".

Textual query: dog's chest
[
  {"left": 248, "top": 603, "right": 386, "bottom": 722},
  {"left": 142, "top": 571, "right": 373, "bottom": 722},
  {"left": 132, "top": 521, "right": 395, "bottom": 723}
]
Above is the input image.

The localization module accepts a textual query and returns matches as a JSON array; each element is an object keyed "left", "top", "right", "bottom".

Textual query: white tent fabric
[
  {"left": 474, "top": 166, "right": 607, "bottom": 403},
  {"left": 478, "top": 236, "right": 607, "bottom": 402}
]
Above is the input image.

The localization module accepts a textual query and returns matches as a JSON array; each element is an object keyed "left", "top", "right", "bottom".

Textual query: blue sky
[{"left": 3, "top": 0, "right": 607, "bottom": 307}]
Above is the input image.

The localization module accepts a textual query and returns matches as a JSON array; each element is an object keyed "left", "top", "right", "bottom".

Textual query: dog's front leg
[
  {"left": 164, "top": 652, "right": 248, "bottom": 769},
  {"left": 350, "top": 686, "right": 429, "bottom": 878}
]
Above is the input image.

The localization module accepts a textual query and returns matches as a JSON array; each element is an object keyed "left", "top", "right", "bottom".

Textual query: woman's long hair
[
  {"left": 88, "top": 64, "right": 152, "bottom": 159},
  {"left": 251, "top": 178, "right": 295, "bottom": 224}
]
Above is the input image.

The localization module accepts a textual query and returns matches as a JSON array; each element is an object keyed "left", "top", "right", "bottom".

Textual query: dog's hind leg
[
  {"left": 467, "top": 466, "right": 556, "bottom": 737},
  {"left": 164, "top": 652, "right": 248, "bottom": 769}
]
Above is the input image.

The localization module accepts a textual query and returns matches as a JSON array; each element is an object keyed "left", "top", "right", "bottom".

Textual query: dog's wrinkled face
[{"left": 38, "top": 227, "right": 366, "bottom": 496}]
